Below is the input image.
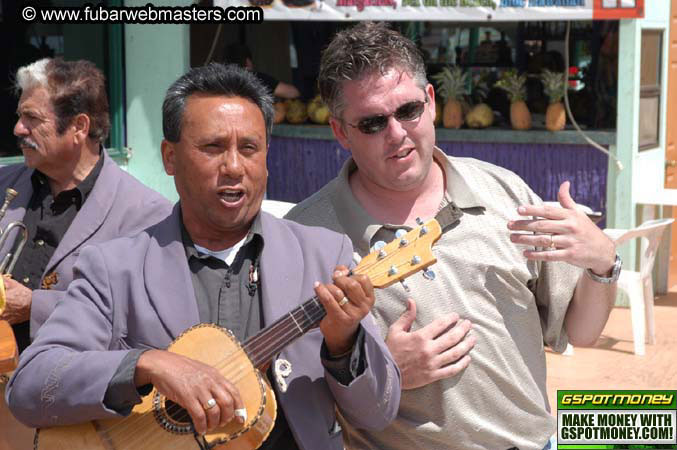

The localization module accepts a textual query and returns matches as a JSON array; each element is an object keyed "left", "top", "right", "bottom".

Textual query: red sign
[{"left": 593, "top": 0, "right": 644, "bottom": 19}]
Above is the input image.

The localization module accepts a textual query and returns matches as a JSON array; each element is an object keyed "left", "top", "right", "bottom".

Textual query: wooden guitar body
[{"left": 36, "top": 324, "right": 277, "bottom": 450}]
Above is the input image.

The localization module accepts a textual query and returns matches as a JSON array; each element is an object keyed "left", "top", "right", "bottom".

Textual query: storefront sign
[{"left": 214, "top": 0, "right": 643, "bottom": 21}]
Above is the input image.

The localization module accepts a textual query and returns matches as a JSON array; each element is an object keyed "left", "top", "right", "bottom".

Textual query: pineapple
[
  {"left": 431, "top": 67, "right": 470, "bottom": 129},
  {"left": 434, "top": 101, "right": 442, "bottom": 127},
  {"left": 541, "top": 69, "right": 567, "bottom": 131},
  {"left": 465, "top": 75, "right": 494, "bottom": 129},
  {"left": 495, "top": 70, "right": 531, "bottom": 130}
]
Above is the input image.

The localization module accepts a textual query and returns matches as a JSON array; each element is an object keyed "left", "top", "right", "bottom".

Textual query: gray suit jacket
[
  {"left": 0, "top": 152, "right": 172, "bottom": 336},
  {"left": 7, "top": 206, "right": 400, "bottom": 450}
]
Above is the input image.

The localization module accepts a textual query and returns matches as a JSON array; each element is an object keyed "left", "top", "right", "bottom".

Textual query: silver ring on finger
[{"left": 203, "top": 398, "right": 217, "bottom": 410}]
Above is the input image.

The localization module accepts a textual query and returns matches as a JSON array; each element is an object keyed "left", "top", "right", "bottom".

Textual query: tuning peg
[
  {"left": 419, "top": 226, "right": 428, "bottom": 236},
  {"left": 411, "top": 255, "right": 421, "bottom": 265},
  {"left": 388, "top": 265, "right": 398, "bottom": 276},
  {"left": 416, "top": 217, "right": 424, "bottom": 225},
  {"left": 395, "top": 229, "right": 407, "bottom": 238},
  {"left": 372, "top": 240, "right": 387, "bottom": 259},
  {"left": 399, "top": 238, "right": 408, "bottom": 247},
  {"left": 400, "top": 279, "right": 410, "bottom": 293},
  {"left": 422, "top": 268, "right": 436, "bottom": 281}
]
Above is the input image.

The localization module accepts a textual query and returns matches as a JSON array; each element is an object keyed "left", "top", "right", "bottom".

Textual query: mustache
[{"left": 17, "top": 137, "right": 38, "bottom": 150}]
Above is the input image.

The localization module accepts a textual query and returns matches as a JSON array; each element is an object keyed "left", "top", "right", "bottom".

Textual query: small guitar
[{"left": 35, "top": 219, "right": 442, "bottom": 450}]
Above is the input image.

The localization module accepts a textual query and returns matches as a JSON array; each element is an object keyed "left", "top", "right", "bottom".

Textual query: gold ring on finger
[
  {"left": 338, "top": 296, "right": 349, "bottom": 307},
  {"left": 549, "top": 234, "right": 556, "bottom": 250}
]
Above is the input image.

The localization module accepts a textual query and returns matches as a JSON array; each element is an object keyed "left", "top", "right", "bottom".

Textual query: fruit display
[
  {"left": 541, "top": 69, "right": 567, "bottom": 131},
  {"left": 273, "top": 101, "right": 287, "bottom": 124},
  {"left": 431, "top": 67, "right": 470, "bottom": 129},
  {"left": 465, "top": 103, "right": 494, "bottom": 129},
  {"left": 495, "top": 69, "right": 531, "bottom": 130},
  {"left": 284, "top": 98, "right": 308, "bottom": 124},
  {"left": 465, "top": 74, "right": 493, "bottom": 129},
  {"left": 307, "top": 95, "right": 330, "bottom": 124}
]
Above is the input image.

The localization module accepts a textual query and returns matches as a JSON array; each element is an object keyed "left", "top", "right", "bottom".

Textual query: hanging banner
[{"left": 214, "top": 0, "right": 643, "bottom": 21}]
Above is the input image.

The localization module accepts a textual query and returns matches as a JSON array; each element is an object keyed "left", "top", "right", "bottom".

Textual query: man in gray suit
[
  {"left": 0, "top": 57, "right": 171, "bottom": 450},
  {"left": 7, "top": 63, "right": 400, "bottom": 449},
  {"left": 0, "top": 58, "right": 171, "bottom": 351}
]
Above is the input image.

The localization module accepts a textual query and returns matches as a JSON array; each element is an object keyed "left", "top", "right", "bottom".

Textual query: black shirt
[{"left": 11, "top": 153, "right": 104, "bottom": 352}]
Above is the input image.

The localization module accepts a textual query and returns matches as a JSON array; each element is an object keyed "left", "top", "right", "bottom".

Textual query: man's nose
[
  {"left": 384, "top": 115, "right": 407, "bottom": 145},
  {"left": 14, "top": 118, "right": 29, "bottom": 137},
  {"left": 219, "top": 149, "right": 245, "bottom": 177}
]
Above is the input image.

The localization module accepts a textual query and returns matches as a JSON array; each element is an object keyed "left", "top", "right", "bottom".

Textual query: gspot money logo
[{"left": 557, "top": 390, "right": 677, "bottom": 449}]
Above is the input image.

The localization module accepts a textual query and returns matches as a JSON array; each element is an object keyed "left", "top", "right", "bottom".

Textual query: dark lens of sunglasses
[
  {"left": 355, "top": 100, "right": 426, "bottom": 134},
  {"left": 357, "top": 116, "right": 389, "bottom": 134},
  {"left": 395, "top": 101, "right": 426, "bottom": 121}
]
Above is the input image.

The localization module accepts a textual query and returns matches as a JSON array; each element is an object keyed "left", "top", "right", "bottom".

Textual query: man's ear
[
  {"left": 71, "top": 114, "right": 91, "bottom": 145},
  {"left": 329, "top": 117, "right": 352, "bottom": 154},
  {"left": 161, "top": 140, "right": 176, "bottom": 175},
  {"left": 426, "top": 83, "right": 436, "bottom": 123}
]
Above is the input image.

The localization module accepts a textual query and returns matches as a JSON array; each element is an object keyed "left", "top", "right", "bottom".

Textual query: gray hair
[
  {"left": 15, "top": 58, "right": 50, "bottom": 93},
  {"left": 163, "top": 63, "right": 274, "bottom": 144},
  {"left": 15, "top": 58, "right": 110, "bottom": 143},
  {"left": 318, "top": 22, "right": 428, "bottom": 119}
]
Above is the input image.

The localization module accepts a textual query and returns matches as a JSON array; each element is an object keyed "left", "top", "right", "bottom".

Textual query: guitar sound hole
[
  {"left": 152, "top": 393, "right": 194, "bottom": 435},
  {"left": 165, "top": 400, "right": 192, "bottom": 425}
]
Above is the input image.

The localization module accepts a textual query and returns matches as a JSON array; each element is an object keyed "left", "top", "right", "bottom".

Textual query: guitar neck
[
  {"left": 241, "top": 217, "right": 442, "bottom": 371},
  {"left": 243, "top": 296, "right": 326, "bottom": 370}
]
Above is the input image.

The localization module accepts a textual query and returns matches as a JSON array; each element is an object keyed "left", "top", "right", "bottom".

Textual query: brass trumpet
[{"left": 0, "top": 188, "right": 28, "bottom": 313}]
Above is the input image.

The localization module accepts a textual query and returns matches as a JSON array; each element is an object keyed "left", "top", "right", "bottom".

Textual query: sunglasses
[{"left": 346, "top": 98, "right": 428, "bottom": 135}]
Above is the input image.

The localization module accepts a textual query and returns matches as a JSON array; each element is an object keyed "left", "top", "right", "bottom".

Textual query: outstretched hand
[{"left": 508, "top": 181, "right": 615, "bottom": 276}]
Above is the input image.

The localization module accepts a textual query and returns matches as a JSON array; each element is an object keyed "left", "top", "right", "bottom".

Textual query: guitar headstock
[{"left": 354, "top": 219, "right": 442, "bottom": 289}]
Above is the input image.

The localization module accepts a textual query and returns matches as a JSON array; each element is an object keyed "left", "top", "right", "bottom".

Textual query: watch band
[{"left": 585, "top": 254, "right": 622, "bottom": 284}]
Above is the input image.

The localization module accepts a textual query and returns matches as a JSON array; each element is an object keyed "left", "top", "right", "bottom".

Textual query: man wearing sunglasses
[{"left": 287, "top": 22, "right": 619, "bottom": 450}]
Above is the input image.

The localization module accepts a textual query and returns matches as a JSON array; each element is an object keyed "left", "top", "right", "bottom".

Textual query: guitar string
[
  {"left": 93, "top": 233, "right": 433, "bottom": 446},
  {"left": 94, "top": 251, "right": 425, "bottom": 447},
  {"left": 96, "top": 251, "right": 424, "bottom": 447}
]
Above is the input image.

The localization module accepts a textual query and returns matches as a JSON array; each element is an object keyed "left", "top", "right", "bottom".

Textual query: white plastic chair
[
  {"left": 603, "top": 218, "right": 674, "bottom": 356},
  {"left": 261, "top": 199, "right": 295, "bottom": 218}
]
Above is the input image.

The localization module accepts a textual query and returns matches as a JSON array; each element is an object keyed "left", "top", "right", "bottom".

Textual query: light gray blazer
[
  {"left": 7, "top": 206, "right": 400, "bottom": 450},
  {"left": 0, "top": 152, "right": 172, "bottom": 336}
]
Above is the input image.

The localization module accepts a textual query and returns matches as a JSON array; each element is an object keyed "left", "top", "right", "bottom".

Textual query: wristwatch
[{"left": 585, "top": 254, "right": 622, "bottom": 284}]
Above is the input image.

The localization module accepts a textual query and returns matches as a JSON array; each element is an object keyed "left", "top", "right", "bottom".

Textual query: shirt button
[
  {"left": 36, "top": 239, "right": 45, "bottom": 246},
  {"left": 22, "top": 277, "right": 29, "bottom": 284}
]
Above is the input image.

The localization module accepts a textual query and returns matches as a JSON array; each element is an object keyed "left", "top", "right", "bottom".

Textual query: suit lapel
[
  {"left": 45, "top": 153, "right": 118, "bottom": 275},
  {"left": 259, "top": 212, "right": 304, "bottom": 327},
  {"left": 143, "top": 205, "right": 201, "bottom": 338}
]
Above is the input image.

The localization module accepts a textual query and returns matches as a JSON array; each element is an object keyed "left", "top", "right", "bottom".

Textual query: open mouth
[
  {"left": 391, "top": 148, "right": 414, "bottom": 160},
  {"left": 218, "top": 189, "right": 245, "bottom": 205}
]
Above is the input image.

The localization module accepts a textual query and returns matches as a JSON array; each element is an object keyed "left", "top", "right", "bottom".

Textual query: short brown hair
[
  {"left": 15, "top": 58, "right": 110, "bottom": 143},
  {"left": 318, "top": 22, "right": 427, "bottom": 118}
]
